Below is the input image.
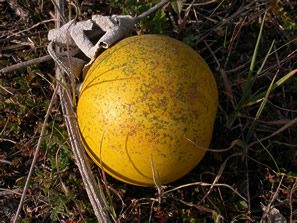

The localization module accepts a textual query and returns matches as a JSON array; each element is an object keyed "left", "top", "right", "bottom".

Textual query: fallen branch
[
  {"left": 0, "top": 48, "right": 80, "bottom": 74},
  {"left": 13, "top": 85, "right": 59, "bottom": 223}
]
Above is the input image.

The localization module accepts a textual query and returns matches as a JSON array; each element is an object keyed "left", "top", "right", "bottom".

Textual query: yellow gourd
[{"left": 77, "top": 35, "right": 218, "bottom": 186}]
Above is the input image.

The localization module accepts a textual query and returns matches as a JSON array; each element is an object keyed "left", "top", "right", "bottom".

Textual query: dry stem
[{"left": 13, "top": 85, "right": 59, "bottom": 223}]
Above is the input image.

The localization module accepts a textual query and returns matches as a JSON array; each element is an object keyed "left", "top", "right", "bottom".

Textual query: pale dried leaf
[
  {"left": 48, "top": 15, "right": 135, "bottom": 79},
  {"left": 88, "top": 15, "right": 135, "bottom": 60},
  {"left": 48, "top": 15, "right": 135, "bottom": 59},
  {"left": 70, "top": 19, "right": 104, "bottom": 59},
  {"left": 48, "top": 19, "right": 77, "bottom": 46},
  {"left": 261, "top": 203, "right": 287, "bottom": 223}
]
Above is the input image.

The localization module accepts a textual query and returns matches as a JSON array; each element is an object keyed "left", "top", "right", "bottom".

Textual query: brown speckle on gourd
[{"left": 77, "top": 34, "right": 218, "bottom": 186}]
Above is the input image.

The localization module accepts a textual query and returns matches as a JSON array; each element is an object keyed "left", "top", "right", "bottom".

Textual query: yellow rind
[{"left": 77, "top": 34, "right": 218, "bottom": 186}]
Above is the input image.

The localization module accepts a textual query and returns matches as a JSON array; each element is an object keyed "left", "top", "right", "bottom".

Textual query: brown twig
[
  {"left": 0, "top": 48, "right": 80, "bottom": 74},
  {"left": 134, "top": 0, "right": 170, "bottom": 23},
  {"left": 163, "top": 153, "right": 247, "bottom": 203},
  {"left": 0, "top": 84, "right": 14, "bottom": 95},
  {"left": 203, "top": 40, "right": 220, "bottom": 67},
  {"left": 0, "top": 188, "right": 22, "bottom": 197},
  {"left": 228, "top": 16, "right": 247, "bottom": 51},
  {"left": 7, "top": 18, "right": 57, "bottom": 38},
  {"left": 247, "top": 117, "right": 297, "bottom": 148},
  {"left": 188, "top": 0, "right": 217, "bottom": 6},
  {"left": 51, "top": 1, "right": 112, "bottom": 221},
  {"left": 164, "top": 181, "right": 247, "bottom": 202},
  {"left": 148, "top": 199, "right": 157, "bottom": 223},
  {"left": 184, "top": 135, "right": 241, "bottom": 153},
  {"left": 0, "top": 159, "right": 12, "bottom": 165},
  {"left": 289, "top": 178, "right": 297, "bottom": 223},
  {"left": 13, "top": 85, "right": 59, "bottom": 223},
  {"left": 260, "top": 175, "right": 285, "bottom": 223},
  {"left": 198, "top": 153, "right": 243, "bottom": 205},
  {"left": 199, "top": 172, "right": 221, "bottom": 214},
  {"left": 175, "top": 198, "right": 215, "bottom": 214}
]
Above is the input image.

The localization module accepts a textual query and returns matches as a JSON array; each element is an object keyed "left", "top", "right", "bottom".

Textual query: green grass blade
[
  {"left": 97, "top": 178, "right": 108, "bottom": 209},
  {"left": 250, "top": 40, "right": 275, "bottom": 88},
  {"left": 224, "top": 26, "right": 228, "bottom": 49},
  {"left": 257, "top": 139, "right": 281, "bottom": 174},
  {"left": 269, "top": 37, "right": 297, "bottom": 56},
  {"left": 47, "top": 72, "right": 69, "bottom": 92},
  {"left": 240, "top": 68, "right": 297, "bottom": 110},
  {"left": 238, "top": 13, "right": 266, "bottom": 107},
  {"left": 210, "top": 0, "right": 225, "bottom": 17},
  {"left": 97, "top": 176, "right": 116, "bottom": 218},
  {"left": 245, "top": 71, "right": 277, "bottom": 142}
]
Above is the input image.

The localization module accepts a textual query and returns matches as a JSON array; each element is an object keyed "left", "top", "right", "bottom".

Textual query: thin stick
[
  {"left": 198, "top": 152, "right": 242, "bottom": 205},
  {"left": 0, "top": 48, "right": 80, "bottom": 74},
  {"left": 7, "top": 18, "right": 57, "bottom": 38},
  {"left": 134, "top": 0, "right": 170, "bottom": 23},
  {"left": 0, "top": 84, "right": 14, "bottom": 95},
  {"left": 163, "top": 181, "right": 246, "bottom": 202},
  {"left": 52, "top": 1, "right": 112, "bottom": 221},
  {"left": 56, "top": 74, "right": 112, "bottom": 222},
  {"left": 245, "top": 149, "right": 251, "bottom": 219},
  {"left": 289, "top": 178, "right": 297, "bottom": 222},
  {"left": 13, "top": 85, "right": 59, "bottom": 223},
  {"left": 260, "top": 175, "right": 284, "bottom": 223},
  {"left": 247, "top": 117, "right": 297, "bottom": 148},
  {"left": 51, "top": 0, "right": 66, "bottom": 24},
  {"left": 150, "top": 155, "right": 162, "bottom": 203},
  {"left": 0, "top": 188, "right": 22, "bottom": 196},
  {"left": 0, "top": 159, "right": 13, "bottom": 165},
  {"left": 184, "top": 135, "right": 241, "bottom": 153}
]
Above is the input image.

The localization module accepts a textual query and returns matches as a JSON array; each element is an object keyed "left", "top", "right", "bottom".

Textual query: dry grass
[{"left": 0, "top": 0, "right": 296, "bottom": 222}]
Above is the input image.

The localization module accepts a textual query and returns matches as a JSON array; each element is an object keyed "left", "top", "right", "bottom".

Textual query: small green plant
[
  {"left": 183, "top": 34, "right": 200, "bottom": 47},
  {"left": 0, "top": 73, "right": 44, "bottom": 137},
  {"left": 270, "top": 0, "right": 297, "bottom": 30},
  {"left": 107, "top": 0, "right": 170, "bottom": 34},
  {"left": 182, "top": 209, "right": 199, "bottom": 223}
]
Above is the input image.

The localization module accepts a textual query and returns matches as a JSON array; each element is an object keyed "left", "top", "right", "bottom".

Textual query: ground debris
[
  {"left": 261, "top": 203, "right": 287, "bottom": 223},
  {"left": 7, "top": 0, "right": 30, "bottom": 21}
]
